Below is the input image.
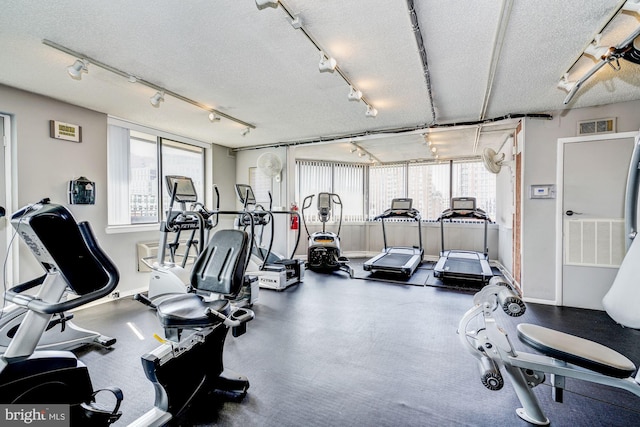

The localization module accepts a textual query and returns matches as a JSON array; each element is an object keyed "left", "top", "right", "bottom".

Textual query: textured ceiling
[{"left": 0, "top": 0, "right": 638, "bottom": 163}]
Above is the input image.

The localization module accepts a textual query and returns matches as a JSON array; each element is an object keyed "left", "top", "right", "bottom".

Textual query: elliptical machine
[
  {"left": 235, "top": 184, "right": 304, "bottom": 290},
  {"left": 301, "top": 192, "right": 353, "bottom": 277},
  {"left": 1, "top": 198, "right": 255, "bottom": 426}
]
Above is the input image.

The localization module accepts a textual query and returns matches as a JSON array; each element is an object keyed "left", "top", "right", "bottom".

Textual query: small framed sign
[{"left": 50, "top": 120, "right": 82, "bottom": 143}]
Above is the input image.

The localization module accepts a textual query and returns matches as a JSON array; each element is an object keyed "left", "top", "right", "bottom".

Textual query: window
[
  {"left": 407, "top": 162, "right": 450, "bottom": 220},
  {"left": 295, "top": 158, "right": 496, "bottom": 222},
  {"left": 295, "top": 160, "right": 365, "bottom": 222},
  {"left": 108, "top": 121, "right": 205, "bottom": 227},
  {"left": 249, "top": 167, "right": 273, "bottom": 208}
]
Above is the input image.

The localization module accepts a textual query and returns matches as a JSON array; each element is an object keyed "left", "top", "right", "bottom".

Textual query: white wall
[
  {"left": 520, "top": 99, "right": 640, "bottom": 303},
  {"left": 0, "top": 84, "right": 236, "bottom": 300}
]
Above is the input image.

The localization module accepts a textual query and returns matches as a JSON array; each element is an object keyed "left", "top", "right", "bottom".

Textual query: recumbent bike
[{"left": 0, "top": 199, "right": 254, "bottom": 426}]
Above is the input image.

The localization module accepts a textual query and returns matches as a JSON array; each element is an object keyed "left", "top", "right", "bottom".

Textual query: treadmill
[
  {"left": 433, "top": 197, "right": 493, "bottom": 284},
  {"left": 363, "top": 198, "right": 424, "bottom": 277}
]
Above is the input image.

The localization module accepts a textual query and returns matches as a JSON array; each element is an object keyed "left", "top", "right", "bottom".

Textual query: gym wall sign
[{"left": 49, "top": 120, "right": 82, "bottom": 143}]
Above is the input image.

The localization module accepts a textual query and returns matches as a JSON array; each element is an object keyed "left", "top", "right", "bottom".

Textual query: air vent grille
[{"left": 577, "top": 118, "right": 616, "bottom": 136}]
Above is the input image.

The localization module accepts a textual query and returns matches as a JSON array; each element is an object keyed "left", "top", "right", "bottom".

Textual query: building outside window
[{"left": 107, "top": 122, "right": 205, "bottom": 226}]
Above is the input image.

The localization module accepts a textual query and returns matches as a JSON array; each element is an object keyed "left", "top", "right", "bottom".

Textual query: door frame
[
  {"left": 0, "top": 113, "right": 16, "bottom": 286},
  {"left": 555, "top": 130, "right": 639, "bottom": 306}
]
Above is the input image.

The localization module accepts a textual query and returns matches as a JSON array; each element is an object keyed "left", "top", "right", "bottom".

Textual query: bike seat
[
  {"left": 517, "top": 323, "right": 636, "bottom": 378},
  {"left": 156, "top": 293, "right": 229, "bottom": 330}
]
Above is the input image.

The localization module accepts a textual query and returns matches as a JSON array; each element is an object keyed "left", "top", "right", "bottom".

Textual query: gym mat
[{"left": 72, "top": 270, "right": 640, "bottom": 427}]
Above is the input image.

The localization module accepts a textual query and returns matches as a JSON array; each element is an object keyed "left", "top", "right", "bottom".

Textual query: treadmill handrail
[
  {"left": 438, "top": 208, "right": 490, "bottom": 256},
  {"left": 437, "top": 208, "right": 491, "bottom": 222}
]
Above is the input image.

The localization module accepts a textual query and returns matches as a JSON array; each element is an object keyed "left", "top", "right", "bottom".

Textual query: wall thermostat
[
  {"left": 530, "top": 184, "right": 556, "bottom": 199},
  {"left": 69, "top": 176, "right": 95, "bottom": 205}
]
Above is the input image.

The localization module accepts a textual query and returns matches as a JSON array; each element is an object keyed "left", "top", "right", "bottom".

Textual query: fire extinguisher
[{"left": 290, "top": 202, "right": 299, "bottom": 230}]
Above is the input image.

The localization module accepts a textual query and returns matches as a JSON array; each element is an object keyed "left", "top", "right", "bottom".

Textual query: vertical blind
[{"left": 296, "top": 159, "right": 496, "bottom": 222}]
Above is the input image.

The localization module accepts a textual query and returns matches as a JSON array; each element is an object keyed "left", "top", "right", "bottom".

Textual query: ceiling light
[
  {"left": 149, "top": 91, "right": 165, "bottom": 108},
  {"left": 67, "top": 59, "right": 89, "bottom": 80},
  {"left": 241, "top": 127, "right": 251, "bottom": 136},
  {"left": 430, "top": 146, "right": 437, "bottom": 153},
  {"left": 348, "top": 86, "right": 362, "bottom": 102},
  {"left": 255, "top": 0, "right": 279, "bottom": 10},
  {"left": 319, "top": 52, "right": 337, "bottom": 73},
  {"left": 365, "top": 105, "right": 378, "bottom": 118},
  {"left": 128, "top": 75, "right": 137, "bottom": 83},
  {"left": 290, "top": 14, "right": 303, "bottom": 29},
  {"left": 208, "top": 112, "right": 220, "bottom": 122}
]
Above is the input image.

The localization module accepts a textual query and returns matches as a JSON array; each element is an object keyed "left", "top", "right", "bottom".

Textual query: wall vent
[{"left": 577, "top": 117, "right": 616, "bottom": 136}]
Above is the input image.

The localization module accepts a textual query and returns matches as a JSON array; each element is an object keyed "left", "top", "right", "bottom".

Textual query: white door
[{"left": 560, "top": 133, "right": 636, "bottom": 309}]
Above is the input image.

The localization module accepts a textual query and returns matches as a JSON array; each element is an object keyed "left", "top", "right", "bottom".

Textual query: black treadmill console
[
  {"left": 377, "top": 198, "right": 420, "bottom": 220},
  {"left": 439, "top": 197, "right": 490, "bottom": 221},
  {"left": 451, "top": 197, "right": 476, "bottom": 211}
]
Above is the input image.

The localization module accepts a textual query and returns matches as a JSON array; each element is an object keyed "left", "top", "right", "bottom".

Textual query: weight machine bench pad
[{"left": 517, "top": 323, "right": 636, "bottom": 378}]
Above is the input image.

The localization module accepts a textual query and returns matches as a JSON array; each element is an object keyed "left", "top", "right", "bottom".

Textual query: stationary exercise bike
[
  {"left": 301, "top": 192, "right": 353, "bottom": 277},
  {"left": 137, "top": 175, "right": 213, "bottom": 307},
  {"left": 137, "top": 176, "right": 258, "bottom": 307},
  {"left": 0, "top": 199, "right": 255, "bottom": 426},
  {"left": 458, "top": 276, "right": 640, "bottom": 425}
]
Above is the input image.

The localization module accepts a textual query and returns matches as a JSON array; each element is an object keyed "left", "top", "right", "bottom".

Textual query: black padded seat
[
  {"left": 156, "top": 293, "right": 230, "bottom": 329},
  {"left": 517, "top": 323, "right": 636, "bottom": 378}
]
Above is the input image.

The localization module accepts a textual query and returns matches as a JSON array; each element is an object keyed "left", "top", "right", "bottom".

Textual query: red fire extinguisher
[{"left": 290, "top": 202, "right": 299, "bottom": 230}]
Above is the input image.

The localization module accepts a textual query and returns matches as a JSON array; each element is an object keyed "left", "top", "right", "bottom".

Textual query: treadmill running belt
[
  {"left": 374, "top": 253, "right": 413, "bottom": 268},
  {"left": 444, "top": 258, "right": 483, "bottom": 275}
]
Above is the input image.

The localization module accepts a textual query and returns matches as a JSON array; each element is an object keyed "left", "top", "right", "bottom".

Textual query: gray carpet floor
[{"left": 72, "top": 269, "right": 640, "bottom": 426}]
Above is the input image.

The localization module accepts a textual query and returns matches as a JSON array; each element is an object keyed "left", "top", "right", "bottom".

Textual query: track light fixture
[
  {"left": 241, "top": 127, "right": 251, "bottom": 137},
  {"left": 208, "top": 112, "right": 221, "bottom": 122},
  {"left": 430, "top": 146, "right": 437, "bottom": 154},
  {"left": 290, "top": 14, "right": 303, "bottom": 29},
  {"left": 557, "top": 0, "right": 640, "bottom": 104},
  {"left": 348, "top": 86, "right": 362, "bottom": 102},
  {"left": 255, "top": 0, "right": 279, "bottom": 10},
  {"left": 149, "top": 91, "right": 165, "bottom": 108},
  {"left": 67, "top": 59, "right": 89, "bottom": 80},
  {"left": 365, "top": 105, "right": 378, "bottom": 118},
  {"left": 319, "top": 52, "right": 337, "bottom": 73},
  {"left": 44, "top": 39, "right": 256, "bottom": 131}
]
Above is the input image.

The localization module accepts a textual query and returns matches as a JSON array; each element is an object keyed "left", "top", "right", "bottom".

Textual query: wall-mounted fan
[
  {"left": 482, "top": 148, "right": 505, "bottom": 174},
  {"left": 257, "top": 152, "right": 283, "bottom": 182}
]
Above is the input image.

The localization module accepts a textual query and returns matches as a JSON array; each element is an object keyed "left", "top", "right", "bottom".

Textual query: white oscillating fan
[{"left": 257, "top": 152, "right": 283, "bottom": 182}]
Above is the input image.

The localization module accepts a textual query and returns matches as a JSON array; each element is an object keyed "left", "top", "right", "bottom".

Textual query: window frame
[{"left": 106, "top": 117, "right": 209, "bottom": 234}]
